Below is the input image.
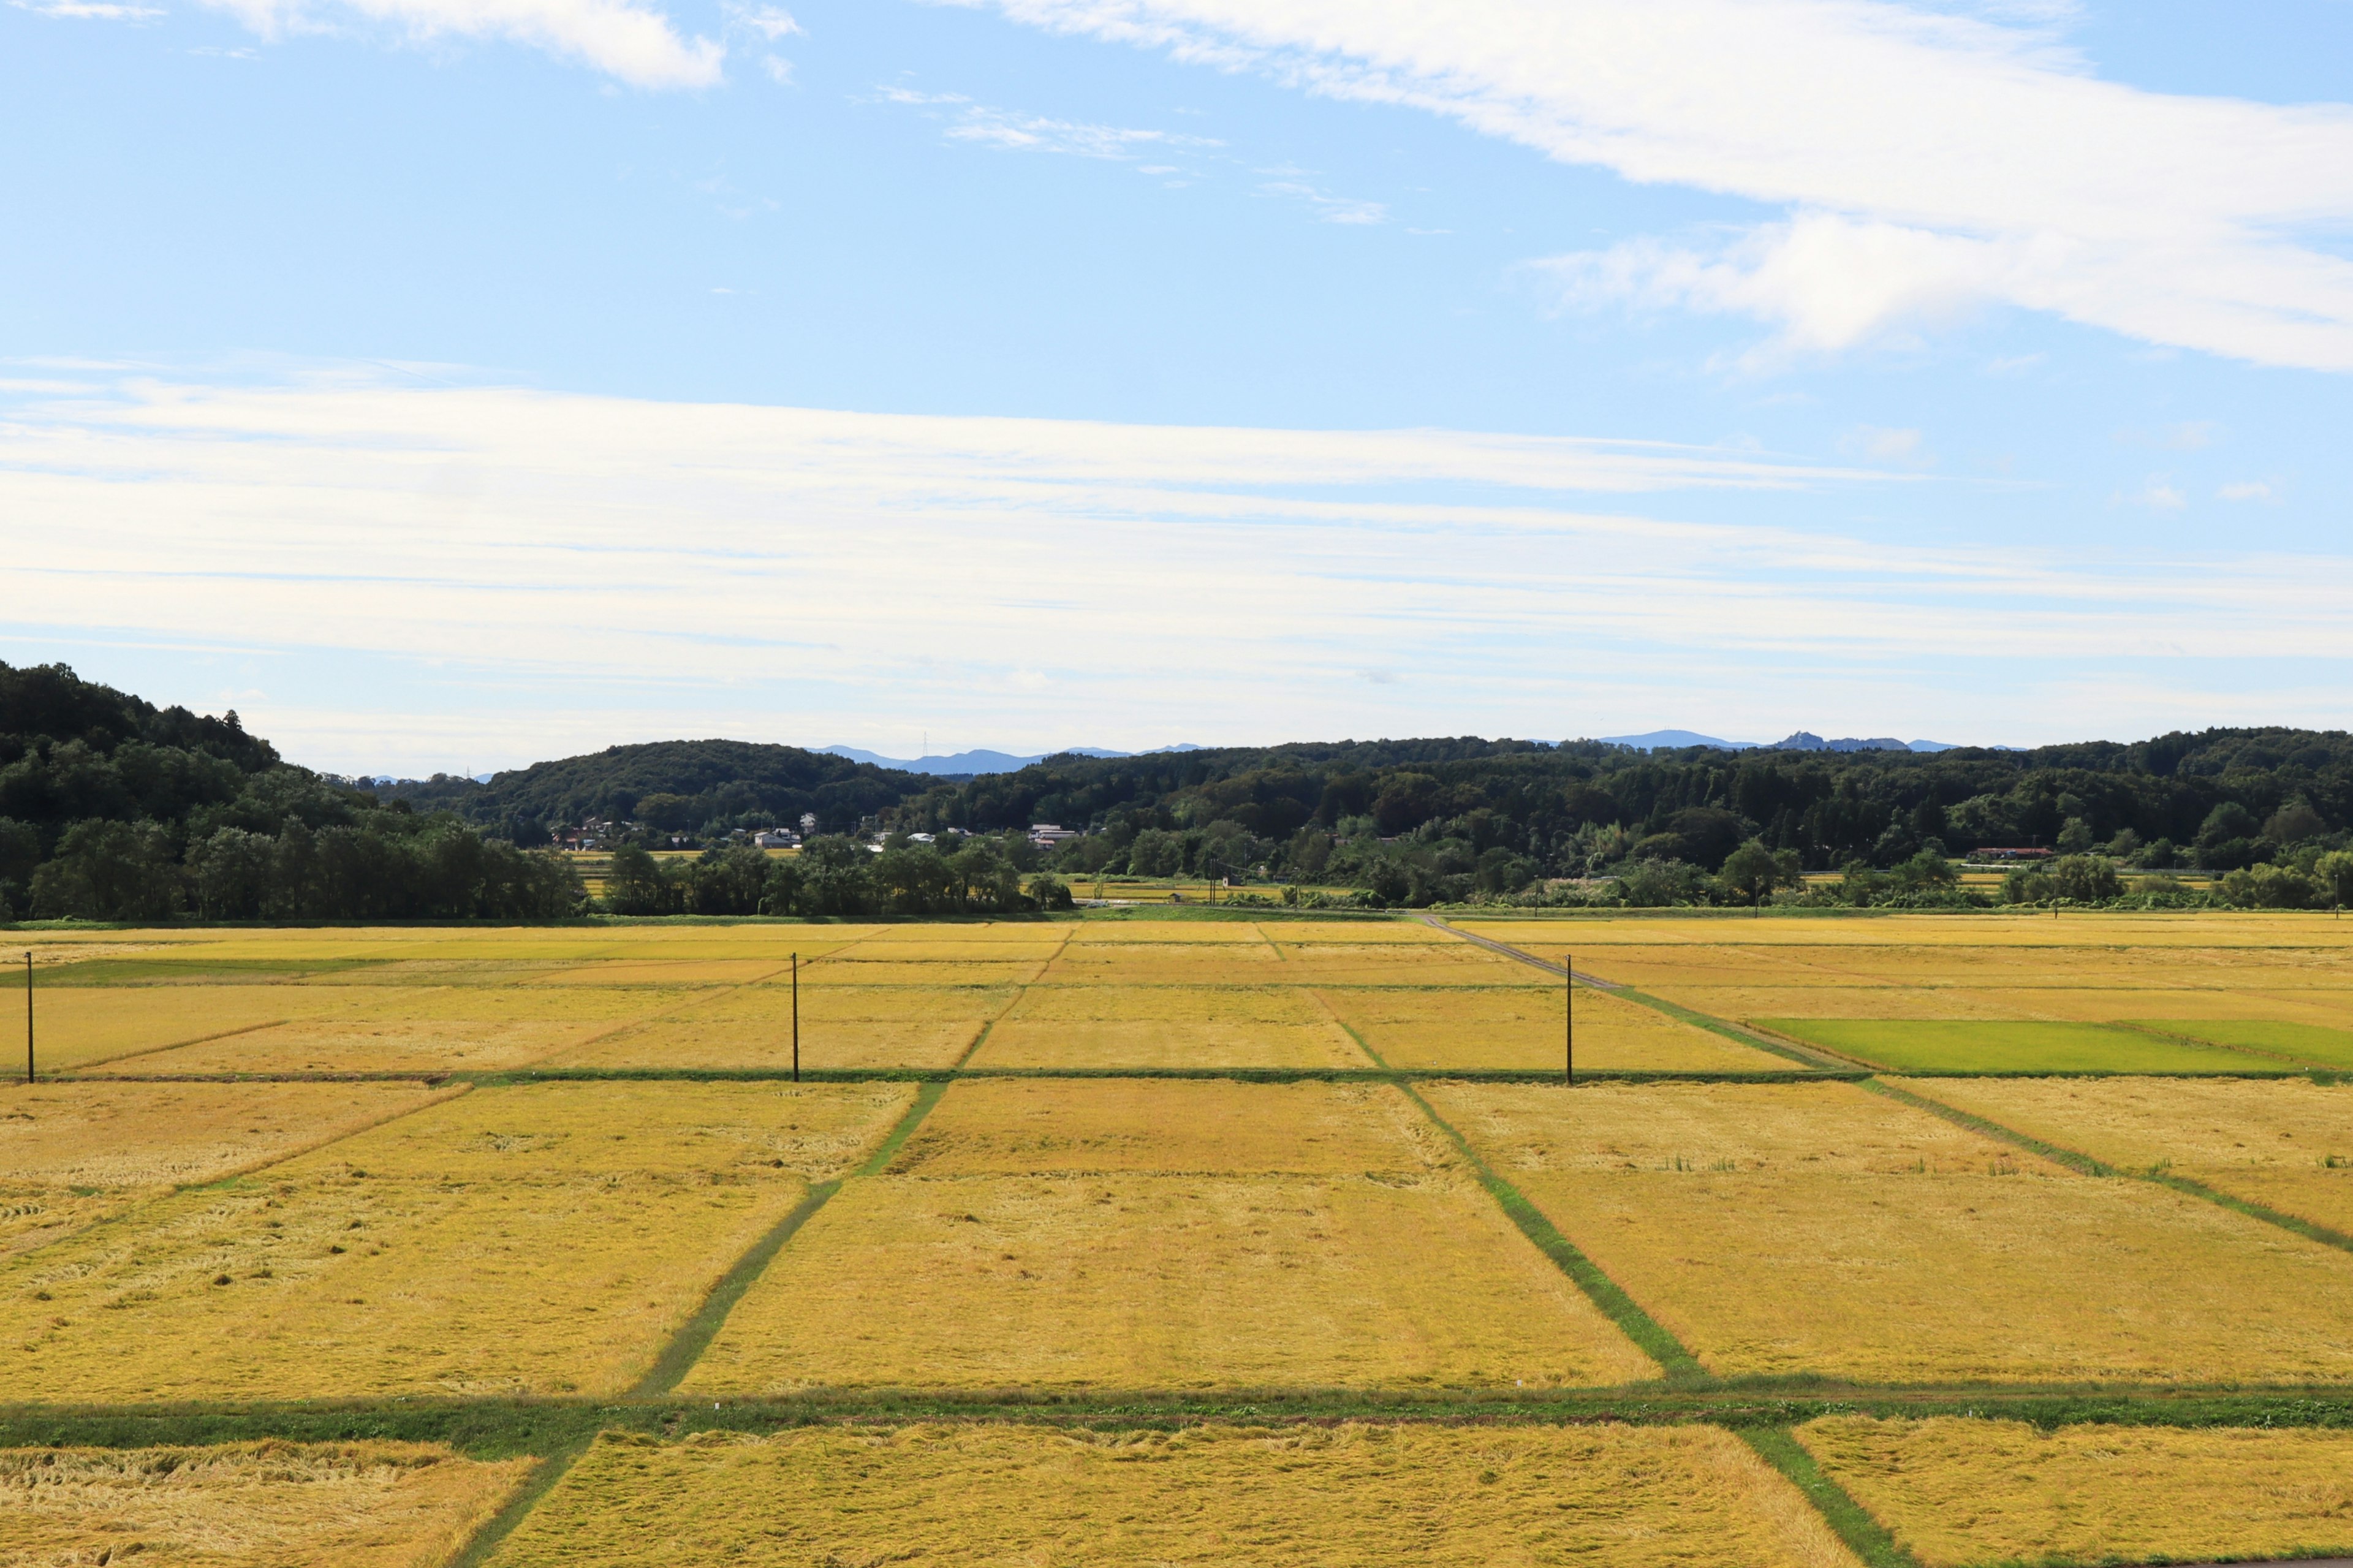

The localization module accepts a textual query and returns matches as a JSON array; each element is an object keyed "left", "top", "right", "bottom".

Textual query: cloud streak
[
  {"left": 200, "top": 0, "right": 724, "bottom": 86},
  {"left": 968, "top": 0, "right": 2353, "bottom": 369},
  {"left": 2, "top": 368, "right": 2347, "bottom": 771}
]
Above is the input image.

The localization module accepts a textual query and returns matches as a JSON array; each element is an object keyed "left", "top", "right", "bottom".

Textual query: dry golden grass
[
  {"left": 1898, "top": 1075, "right": 2353, "bottom": 1236},
  {"left": 1798, "top": 1416, "right": 2353, "bottom": 1568},
  {"left": 890, "top": 1080, "right": 1437, "bottom": 1175},
  {"left": 1040, "top": 946, "right": 1288, "bottom": 985},
  {"left": 1423, "top": 1081, "right": 2047, "bottom": 1176},
  {"left": 0, "top": 1441, "right": 531, "bottom": 1568},
  {"left": 487, "top": 1422, "right": 1859, "bottom": 1568},
  {"left": 0, "top": 1082, "right": 913, "bottom": 1400},
  {"left": 15, "top": 987, "right": 343, "bottom": 1072},
  {"left": 547, "top": 980, "right": 1013, "bottom": 1069},
  {"left": 1428, "top": 1081, "right": 2353, "bottom": 1384},
  {"left": 1063, "top": 922, "right": 1280, "bottom": 943},
  {"left": 1268, "top": 945, "right": 1526, "bottom": 987},
  {"left": 0, "top": 1081, "right": 456, "bottom": 1259},
  {"left": 684, "top": 1170, "right": 1658, "bottom": 1392},
  {"left": 801, "top": 960, "right": 1049, "bottom": 986},
  {"left": 970, "top": 1018, "right": 1368, "bottom": 1068},
  {"left": 1009, "top": 983, "right": 1330, "bottom": 1022},
  {"left": 1322, "top": 986, "right": 1786, "bottom": 1072}
]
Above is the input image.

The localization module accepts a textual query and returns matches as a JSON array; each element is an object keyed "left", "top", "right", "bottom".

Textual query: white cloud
[
  {"left": 722, "top": 1, "right": 796, "bottom": 39},
  {"left": 199, "top": 0, "right": 722, "bottom": 87},
  {"left": 6, "top": 366, "right": 2352, "bottom": 770},
  {"left": 13, "top": 0, "right": 165, "bottom": 17},
  {"left": 968, "top": 0, "right": 2353, "bottom": 370},
  {"left": 2219, "top": 480, "right": 2278, "bottom": 503},
  {"left": 876, "top": 85, "right": 1218, "bottom": 161},
  {"left": 2124, "top": 476, "right": 2188, "bottom": 510},
  {"left": 1258, "top": 178, "right": 1385, "bottom": 224}
]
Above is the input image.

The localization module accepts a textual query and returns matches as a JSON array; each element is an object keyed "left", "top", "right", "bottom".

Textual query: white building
[{"left": 1029, "top": 823, "right": 1082, "bottom": 850}]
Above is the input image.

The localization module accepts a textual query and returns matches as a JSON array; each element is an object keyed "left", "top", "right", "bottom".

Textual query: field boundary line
[
  {"left": 1862, "top": 1078, "right": 2116, "bottom": 1176},
  {"left": 1417, "top": 916, "right": 1854, "bottom": 1072},
  {"left": 447, "top": 1436, "right": 595, "bottom": 1568},
  {"left": 1393, "top": 1078, "right": 1710, "bottom": 1384},
  {"left": 1870, "top": 1078, "right": 2353, "bottom": 1257},
  {"left": 1738, "top": 1426, "right": 1923, "bottom": 1568},
  {"left": 61, "top": 1016, "right": 292, "bottom": 1076},
  {"left": 632, "top": 1081, "right": 953, "bottom": 1396},
  {"left": 1304, "top": 988, "right": 1388, "bottom": 1069},
  {"left": 1415, "top": 914, "right": 1621, "bottom": 986},
  {"left": 950, "top": 976, "right": 1040, "bottom": 1069},
  {"left": 2118, "top": 1020, "right": 2339, "bottom": 1073}
]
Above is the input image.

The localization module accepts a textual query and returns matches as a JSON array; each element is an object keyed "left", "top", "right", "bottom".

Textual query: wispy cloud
[
  {"left": 197, "top": 0, "right": 723, "bottom": 87},
  {"left": 2219, "top": 480, "right": 2278, "bottom": 503},
  {"left": 874, "top": 85, "right": 1219, "bottom": 162},
  {"left": 969, "top": 0, "right": 2353, "bottom": 371},
  {"left": 13, "top": 0, "right": 165, "bottom": 17},
  {"left": 1257, "top": 177, "right": 1385, "bottom": 225},
  {"left": 8, "top": 366, "right": 2350, "bottom": 770}
]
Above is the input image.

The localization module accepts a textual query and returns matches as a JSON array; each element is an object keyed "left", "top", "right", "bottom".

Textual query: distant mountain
[
  {"left": 1602, "top": 730, "right": 1972, "bottom": 755},
  {"left": 820, "top": 743, "right": 1205, "bottom": 777},
  {"left": 1597, "top": 730, "right": 1761, "bottom": 751}
]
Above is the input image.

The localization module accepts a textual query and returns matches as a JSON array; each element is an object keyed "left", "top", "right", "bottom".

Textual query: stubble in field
[
  {"left": 683, "top": 1169, "right": 1656, "bottom": 1392},
  {"left": 0, "top": 1441, "right": 531, "bottom": 1568},
  {"left": 1798, "top": 1416, "right": 2353, "bottom": 1567},
  {"left": 1426, "top": 1081, "right": 2353, "bottom": 1384},
  {"left": 0, "top": 1080, "right": 457, "bottom": 1259},
  {"left": 486, "top": 1423, "right": 1859, "bottom": 1568},
  {"left": 0, "top": 1082, "right": 912, "bottom": 1400},
  {"left": 1896, "top": 1074, "right": 2353, "bottom": 1235},
  {"left": 1323, "top": 985, "right": 1784, "bottom": 1071}
]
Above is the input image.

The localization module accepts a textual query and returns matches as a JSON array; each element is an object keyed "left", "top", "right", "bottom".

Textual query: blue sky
[{"left": 4, "top": 0, "right": 2352, "bottom": 773}]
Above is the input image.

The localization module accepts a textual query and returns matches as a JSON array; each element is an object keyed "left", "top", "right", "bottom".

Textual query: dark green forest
[
  {"left": 10, "top": 659, "right": 2353, "bottom": 920},
  {"left": 0, "top": 663, "right": 582, "bottom": 920}
]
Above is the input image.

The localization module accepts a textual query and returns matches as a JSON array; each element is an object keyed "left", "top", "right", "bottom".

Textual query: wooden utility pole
[
  {"left": 791, "top": 952, "right": 800, "bottom": 1084},
  {"left": 23, "top": 952, "right": 31, "bottom": 1086},
  {"left": 1565, "top": 951, "right": 1574, "bottom": 1086}
]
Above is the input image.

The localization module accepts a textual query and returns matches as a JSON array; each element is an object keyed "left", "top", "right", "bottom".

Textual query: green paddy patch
[
  {"left": 2134, "top": 1020, "right": 2353, "bottom": 1069},
  {"left": 1752, "top": 1019, "right": 2272, "bottom": 1074}
]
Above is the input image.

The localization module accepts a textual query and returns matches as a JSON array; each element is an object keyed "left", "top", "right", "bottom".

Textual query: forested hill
[
  {"left": 377, "top": 740, "right": 926, "bottom": 843},
  {"left": 0, "top": 662, "right": 577, "bottom": 920},
  {"left": 880, "top": 728, "right": 2353, "bottom": 898}
]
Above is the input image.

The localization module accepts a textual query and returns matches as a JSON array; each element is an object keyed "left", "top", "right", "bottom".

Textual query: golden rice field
[
  {"left": 683, "top": 1165, "right": 1656, "bottom": 1391},
  {"left": 0, "top": 1081, "right": 911, "bottom": 1399},
  {"left": 484, "top": 1423, "right": 1858, "bottom": 1568},
  {"left": 4, "top": 912, "right": 2353, "bottom": 1565},
  {"left": 1897, "top": 1074, "right": 2353, "bottom": 1235},
  {"left": 1426, "top": 1080, "right": 2353, "bottom": 1384},
  {"left": 0, "top": 1079, "right": 455, "bottom": 1257},
  {"left": 1798, "top": 1416, "right": 2353, "bottom": 1568},
  {"left": 0, "top": 1442, "right": 531, "bottom": 1568}
]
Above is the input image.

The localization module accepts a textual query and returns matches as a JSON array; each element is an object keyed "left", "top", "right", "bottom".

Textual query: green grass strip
[
  {"left": 1397, "top": 1081, "right": 1710, "bottom": 1384},
  {"left": 632, "top": 1081, "right": 951, "bottom": 1396},
  {"left": 1738, "top": 1426, "right": 1923, "bottom": 1568},
  {"left": 1861, "top": 1078, "right": 2115, "bottom": 1176},
  {"left": 447, "top": 1435, "right": 596, "bottom": 1568}
]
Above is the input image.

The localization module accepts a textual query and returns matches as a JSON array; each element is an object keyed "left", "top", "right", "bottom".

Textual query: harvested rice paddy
[
  {"left": 1798, "top": 1416, "right": 2353, "bottom": 1568},
  {"left": 1325, "top": 983, "right": 1786, "bottom": 1071},
  {"left": 1426, "top": 1080, "right": 2353, "bottom": 1384},
  {"left": 0, "top": 1081, "right": 912, "bottom": 1400},
  {"left": 8, "top": 912, "right": 2353, "bottom": 1566},
  {"left": 485, "top": 1423, "right": 1858, "bottom": 1568},
  {"left": 0, "top": 1441, "right": 532, "bottom": 1568},
  {"left": 1895, "top": 1075, "right": 2353, "bottom": 1235}
]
